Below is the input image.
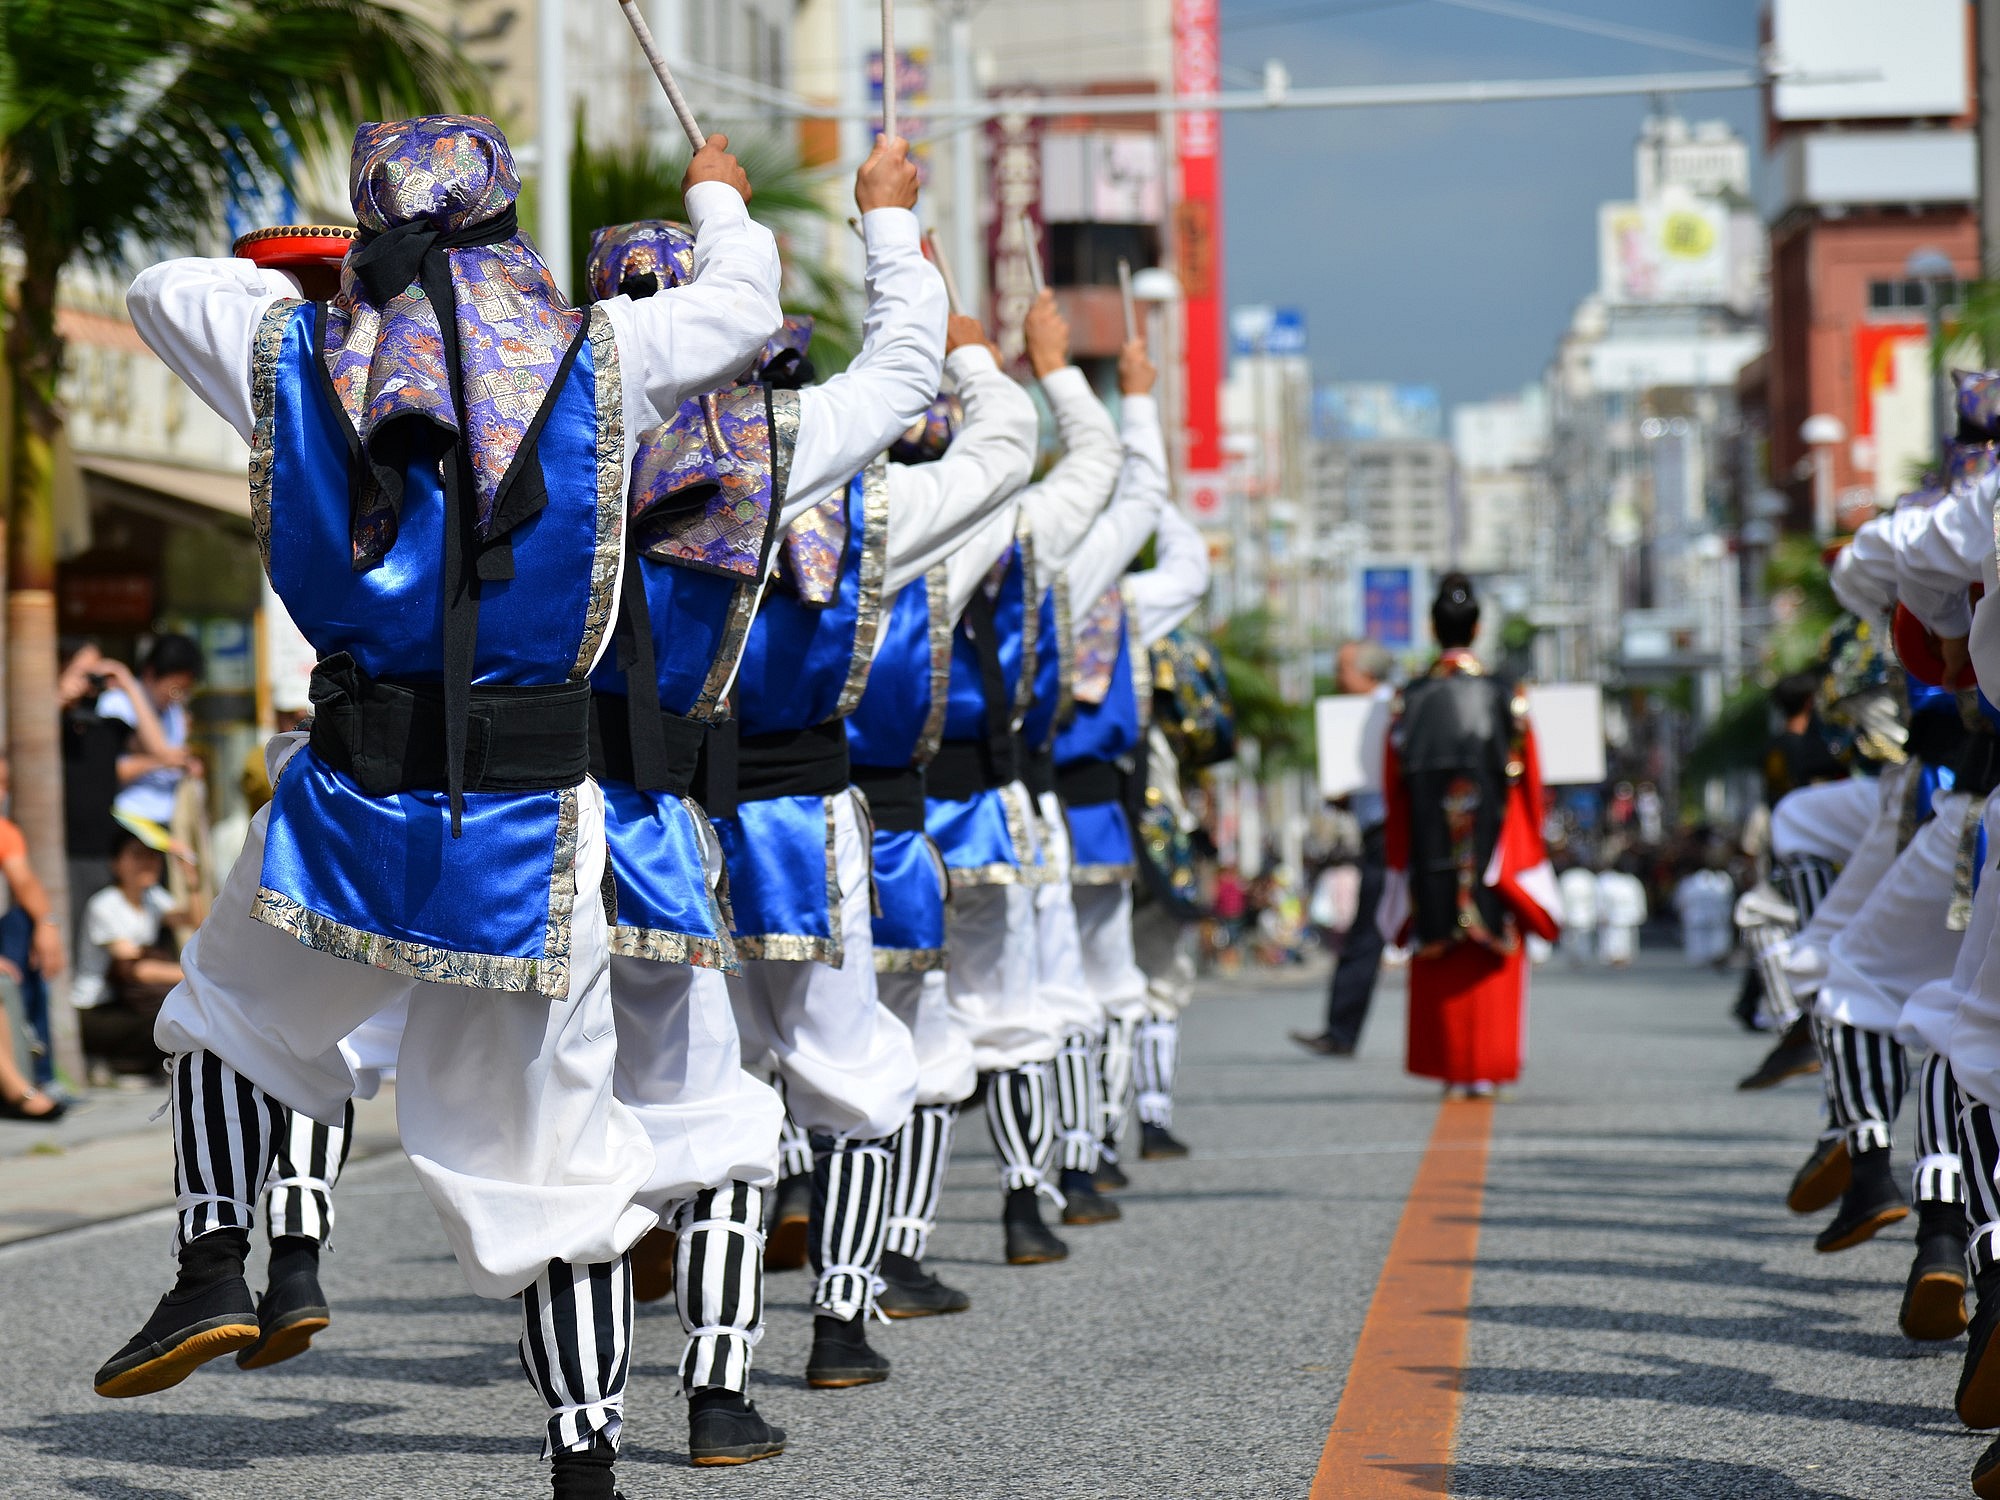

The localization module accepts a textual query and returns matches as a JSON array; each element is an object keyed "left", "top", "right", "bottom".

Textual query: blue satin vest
[
  {"left": 1020, "top": 579, "right": 1070, "bottom": 756},
  {"left": 714, "top": 462, "right": 888, "bottom": 961},
  {"left": 247, "top": 299, "right": 622, "bottom": 998},
  {"left": 1055, "top": 586, "right": 1145, "bottom": 882}
]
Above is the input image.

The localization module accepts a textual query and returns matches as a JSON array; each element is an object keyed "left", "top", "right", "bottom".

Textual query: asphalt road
[{"left": 0, "top": 951, "right": 1974, "bottom": 1497}]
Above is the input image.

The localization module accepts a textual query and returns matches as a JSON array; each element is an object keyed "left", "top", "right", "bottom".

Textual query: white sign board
[
  {"left": 1315, "top": 692, "right": 1391, "bottom": 800},
  {"left": 1770, "top": 0, "right": 1967, "bottom": 122},
  {"left": 1527, "top": 683, "right": 1606, "bottom": 787}
]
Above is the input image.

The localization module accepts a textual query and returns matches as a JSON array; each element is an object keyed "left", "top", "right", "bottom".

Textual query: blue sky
[{"left": 1219, "top": 0, "right": 1762, "bottom": 408}]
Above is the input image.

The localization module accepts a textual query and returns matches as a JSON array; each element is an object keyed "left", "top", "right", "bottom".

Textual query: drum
[{"left": 230, "top": 225, "right": 357, "bottom": 301}]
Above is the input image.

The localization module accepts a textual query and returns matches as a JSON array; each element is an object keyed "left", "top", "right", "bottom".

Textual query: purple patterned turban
[
  {"left": 322, "top": 115, "right": 581, "bottom": 564},
  {"left": 1957, "top": 370, "right": 2000, "bottom": 442},
  {"left": 889, "top": 392, "right": 961, "bottom": 465},
  {"left": 586, "top": 220, "right": 698, "bottom": 303},
  {"left": 749, "top": 315, "right": 816, "bottom": 389}
]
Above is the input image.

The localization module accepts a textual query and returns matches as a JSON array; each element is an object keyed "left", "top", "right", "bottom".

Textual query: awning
[{"left": 76, "top": 454, "right": 251, "bottom": 523}]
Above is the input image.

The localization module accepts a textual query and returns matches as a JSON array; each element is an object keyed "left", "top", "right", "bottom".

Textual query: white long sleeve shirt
[
  {"left": 1019, "top": 367, "right": 1124, "bottom": 584},
  {"left": 1126, "top": 501, "right": 1212, "bottom": 649},
  {"left": 785, "top": 206, "right": 947, "bottom": 520},
  {"left": 1828, "top": 513, "right": 1902, "bottom": 621},
  {"left": 881, "top": 345, "right": 1038, "bottom": 604},
  {"left": 1897, "top": 468, "right": 1999, "bottom": 640},
  {"left": 126, "top": 180, "right": 783, "bottom": 486}
]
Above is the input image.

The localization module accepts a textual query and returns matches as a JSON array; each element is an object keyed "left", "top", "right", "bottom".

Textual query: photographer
[{"left": 60, "top": 642, "right": 175, "bottom": 946}]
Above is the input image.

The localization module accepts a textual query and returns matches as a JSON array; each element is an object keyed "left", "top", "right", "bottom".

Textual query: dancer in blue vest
[
  {"left": 850, "top": 331, "right": 1042, "bottom": 1316},
  {"left": 101, "top": 117, "right": 780, "bottom": 1500},
  {"left": 924, "top": 295, "right": 1125, "bottom": 1264}
]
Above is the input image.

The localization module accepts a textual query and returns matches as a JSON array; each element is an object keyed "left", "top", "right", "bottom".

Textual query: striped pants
[
  {"left": 1099, "top": 1013, "right": 1139, "bottom": 1158},
  {"left": 1135, "top": 1015, "right": 1181, "bottom": 1129},
  {"left": 1959, "top": 1093, "right": 2000, "bottom": 1276},
  {"left": 1053, "top": 1029, "right": 1105, "bottom": 1173},
  {"left": 985, "top": 1062, "right": 1058, "bottom": 1198},
  {"left": 1765, "top": 852, "right": 1838, "bottom": 1029},
  {"left": 1915, "top": 1053, "right": 1967, "bottom": 1208},
  {"left": 777, "top": 1098, "right": 814, "bottom": 1181},
  {"left": 171, "top": 1050, "right": 633, "bottom": 1456},
  {"left": 673, "top": 1182, "right": 765, "bottom": 1393},
  {"left": 885, "top": 1103, "right": 957, "bottom": 1260},
  {"left": 1820, "top": 1018, "right": 1909, "bottom": 1153},
  {"left": 263, "top": 1102, "right": 354, "bottom": 1243},
  {"left": 809, "top": 1133, "right": 893, "bottom": 1320}
]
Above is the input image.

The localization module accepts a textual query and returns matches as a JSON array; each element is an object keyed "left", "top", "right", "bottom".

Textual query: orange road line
[{"left": 1310, "top": 1096, "right": 1495, "bottom": 1498}]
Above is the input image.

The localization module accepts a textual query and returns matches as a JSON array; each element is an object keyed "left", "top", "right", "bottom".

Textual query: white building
[{"left": 1451, "top": 386, "right": 1549, "bottom": 577}]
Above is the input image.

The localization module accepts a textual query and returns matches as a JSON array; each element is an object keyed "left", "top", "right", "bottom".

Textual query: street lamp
[
  {"left": 1908, "top": 246, "right": 1957, "bottom": 464},
  {"left": 1801, "top": 413, "right": 1846, "bottom": 540}
]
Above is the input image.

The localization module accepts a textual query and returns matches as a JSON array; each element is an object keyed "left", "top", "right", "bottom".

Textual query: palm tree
[
  {"left": 568, "top": 125, "right": 861, "bottom": 371},
  {"left": 1, "top": 0, "right": 478, "bottom": 1080}
]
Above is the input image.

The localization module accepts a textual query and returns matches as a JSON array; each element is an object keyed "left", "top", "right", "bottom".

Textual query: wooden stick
[
  {"left": 847, "top": 216, "right": 865, "bottom": 242},
  {"left": 1019, "top": 213, "right": 1044, "bottom": 297},
  {"left": 881, "top": 0, "right": 898, "bottom": 142},
  {"left": 614, "top": 0, "right": 707, "bottom": 152},
  {"left": 1117, "top": 257, "right": 1138, "bottom": 343},
  {"left": 925, "top": 229, "right": 964, "bottom": 316}
]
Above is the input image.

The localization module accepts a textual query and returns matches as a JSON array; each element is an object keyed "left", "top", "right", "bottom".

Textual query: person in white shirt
[
  {"left": 72, "top": 833, "right": 184, "bottom": 1077},
  {"left": 1674, "top": 864, "right": 1736, "bottom": 968},
  {"left": 1557, "top": 861, "right": 1600, "bottom": 966},
  {"left": 1596, "top": 865, "right": 1647, "bottom": 967},
  {"left": 98, "top": 634, "right": 203, "bottom": 830}
]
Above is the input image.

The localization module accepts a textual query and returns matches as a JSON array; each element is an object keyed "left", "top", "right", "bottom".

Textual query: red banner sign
[{"left": 1174, "top": 0, "right": 1222, "bottom": 473}]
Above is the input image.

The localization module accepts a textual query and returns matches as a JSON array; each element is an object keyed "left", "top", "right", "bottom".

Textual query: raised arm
[
  {"left": 1896, "top": 469, "right": 1996, "bottom": 639},
  {"left": 1064, "top": 341, "right": 1170, "bottom": 609},
  {"left": 1013, "top": 295, "right": 1121, "bottom": 577},
  {"left": 881, "top": 327, "right": 1038, "bottom": 596},
  {"left": 127, "top": 259, "right": 302, "bottom": 442},
  {"left": 1828, "top": 515, "right": 1898, "bottom": 621},
  {"left": 602, "top": 139, "right": 783, "bottom": 434},
  {"left": 1126, "top": 502, "right": 1211, "bottom": 648}
]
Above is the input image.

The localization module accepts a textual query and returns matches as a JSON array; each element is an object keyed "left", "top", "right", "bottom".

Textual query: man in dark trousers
[{"left": 1293, "top": 639, "right": 1396, "bottom": 1058}]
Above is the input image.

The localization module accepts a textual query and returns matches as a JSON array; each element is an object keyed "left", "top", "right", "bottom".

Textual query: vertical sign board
[
  {"left": 1174, "top": 0, "right": 1221, "bottom": 473},
  {"left": 986, "top": 92, "right": 1043, "bottom": 367},
  {"left": 1361, "top": 565, "right": 1421, "bottom": 651}
]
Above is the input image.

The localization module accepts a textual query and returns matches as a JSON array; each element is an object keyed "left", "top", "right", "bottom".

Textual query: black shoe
[
  {"left": 688, "top": 1387, "right": 785, "bottom": 1465},
  {"left": 1059, "top": 1168, "right": 1122, "bottom": 1225},
  {"left": 765, "top": 1172, "right": 810, "bottom": 1272},
  {"left": 1002, "top": 1186, "right": 1068, "bottom": 1265},
  {"left": 551, "top": 1436, "right": 620, "bottom": 1500},
  {"left": 1815, "top": 1142, "right": 1909, "bottom": 1253},
  {"left": 1786, "top": 1133, "right": 1850, "bottom": 1215},
  {"left": 95, "top": 1230, "right": 259, "bottom": 1398},
  {"left": 1737, "top": 1015, "right": 1820, "bottom": 1091},
  {"left": 1093, "top": 1151, "right": 1130, "bottom": 1193},
  {"left": 1963, "top": 1269, "right": 2000, "bottom": 1428},
  {"left": 877, "top": 1250, "right": 970, "bottom": 1318},
  {"left": 1977, "top": 1434, "right": 2000, "bottom": 1498},
  {"left": 805, "top": 1313, "right": 890, "bottom": 1388},
  {"left": 1289, "top": 1030, "right": 1356, "bottom": 1058},
  {"left": 1140, "top": 1123, "right": 1190, "bottom": 1161},
  {"left": 237, "top": 1236, "right": 330, "bottom": 1370},
  {"left": 1902, "top": 1203, "right": 1970, "bottom": 1342}
]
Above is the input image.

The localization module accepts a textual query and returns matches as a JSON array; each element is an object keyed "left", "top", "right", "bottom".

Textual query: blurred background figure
[
  {"left": 72, "top": 831, "right": 188, "bottom": 1085},
  {"left": 1558, "top": 857, "right": 1599, "bottom": 966},
  {"left": 98, "top": 634, "right": 204, "bottom": 835},
  {"left": 1676, "top": 857, "right": 1737, "bottom": 968},
  {"left": 0, "top": 753, "right": 69, "bottom": 1119},
  {"left": 1597, "top": 860, "right": 1649, "bottom": 968}
]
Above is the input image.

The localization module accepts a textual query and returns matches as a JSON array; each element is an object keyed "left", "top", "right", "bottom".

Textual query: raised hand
[
  {"left": 1022, "top": 291, "right": 1068, "bottom": 379},
  {"left": 684, "top": 133, "right": 752, "bottom": 202},
  {"left": 856, "top": 135, "right": 920, "bottom": 214}
]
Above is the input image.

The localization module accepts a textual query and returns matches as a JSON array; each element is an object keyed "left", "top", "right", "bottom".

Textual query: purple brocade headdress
[
  {"left": 585, "top": 220, "right": 698, "bottom": 303},
  {"left": 889, "top": 392, "right": 961, "bottom": 465},
  {"left": 322, "top": 115, "right": 581, "bottom": 565},
  {"left": 1956, "top": 370, "right": 2000, "bottom": 442},
  {"left": 749, "top": 315, "right": 817, "bottom": 389},
  {"left": 1072, "top": 587, "right": 1126, "bottom": 705},
  {"left": 628, "top": 388, "right": 782, "bottom": 580}
]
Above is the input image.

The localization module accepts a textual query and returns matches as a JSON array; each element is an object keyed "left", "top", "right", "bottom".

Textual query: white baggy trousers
[{"left": 155, "top": 735, "right": 656, "bottom": 1300}]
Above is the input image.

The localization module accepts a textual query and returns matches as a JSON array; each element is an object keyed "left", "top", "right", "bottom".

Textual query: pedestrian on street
[{"left": 1293, "top": 638, "right": 1395, "bottom": 1058}]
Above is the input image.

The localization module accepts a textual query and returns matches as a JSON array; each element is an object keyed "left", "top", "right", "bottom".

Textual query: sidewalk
[{"left": 0, "top": 1082, "right": 400, "bottom": 1245}]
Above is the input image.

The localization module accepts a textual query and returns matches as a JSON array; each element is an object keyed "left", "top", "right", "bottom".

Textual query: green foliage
[
  {"left": 1683, "top": 682, "right": 1771, "bottom": 783},
  {"left": 568, "top": 126, "right": 860, "bottom": 373},
  {"left": 0, "top": 0, "right": 480, "bottom": 265},
  {"left": 1213, "top": 608, "right": 1312, "bottom": 770},
  {"left": 1762, "top": 532, "right": 1843, "bottom": 678}
]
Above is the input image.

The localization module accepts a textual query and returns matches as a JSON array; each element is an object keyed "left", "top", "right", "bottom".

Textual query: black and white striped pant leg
[
  {"left": 775, "top": 1083, "right": 814, "bottom": 1181},
  {"left": 263, "top": 1100, "right": 356, "bottom": 1243},
  {"left": 809, "top": 1133, "right": 893, "bottom": 1320},
  {"left": 1053, "top": 1029, "right": 1104, "bottom": 1173},
  {"left": 1134, "top": 1016, "right": 1181, "bottom": 1129},
  {"left": 170, "top": 1050, "right": 287, "bottom": 1250},
  {"left": 1773, "top": 853, "right": 1838, "bottom": 923},
  {"left": 984, "top": 1063, "right": 1058, "bottom": 1198},
  {"left": 1915, "top": 1052, "right": 1968, "bottom": 1207},
  {"left": 518, "top": 1255, "right": 633, "bottom": 1457},
  {"left": 1959, "top": 1096, "right": 2000, "bottom": 1278},
  {"left": 1822, "top": 1019, "right": 1909, "bottom": 1153},
  {"left": 1742, "top": 920, "right": 1799, "bottom": 1030},
  {"left": 674, "top": 1182, "right": 765, "bottom": 1394},
  {"left": 1099, "top": 1013, "right": 1139, "bottom": 1157},
  {"left": 884, "top": 1103, "right": 957, "bottom": 1260}
]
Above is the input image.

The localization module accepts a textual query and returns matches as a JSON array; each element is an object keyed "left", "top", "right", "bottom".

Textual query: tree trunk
[{"left": 7, "top": 253, "right": 83, "bottom": 1087}]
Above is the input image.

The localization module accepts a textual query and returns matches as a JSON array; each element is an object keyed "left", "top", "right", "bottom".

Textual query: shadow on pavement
[
  {"left": 11, "top": 1400, "right": 525, "bottom": 1467},
  {"left": 1448, "top": 1450, "right": 1865, "bottom": 1498},
  {"left": 1466, "top": 1299, "right": 1942, "bottom": 1362}
]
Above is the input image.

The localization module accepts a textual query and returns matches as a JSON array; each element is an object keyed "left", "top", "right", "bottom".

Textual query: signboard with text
[
  {"left": 1360, "top": 564, "right": 1426, "bottom": 651},
  {"left": 1174, "top": 0, "right": 1223, "bottom": 472}
]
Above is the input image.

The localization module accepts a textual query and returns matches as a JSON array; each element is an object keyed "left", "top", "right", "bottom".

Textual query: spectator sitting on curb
[
  {"left": 0, "top": 754, "right": 69, "bottom": 1121},
  {"left": 73, "top": 831, "right": 187, "bottom": 1085}
]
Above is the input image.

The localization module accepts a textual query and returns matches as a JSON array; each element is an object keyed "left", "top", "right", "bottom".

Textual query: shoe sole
[
  {"left": 631, "top": 1229, "right": 678, "bottom": 1304},
  {"left": 235, "top": 1310, "right": 330, "bottom": 1371},
  {"left": 1061, "top": 1210, "right": 1121, "bottom": 1225},
  {"left": 880, "top": 1302, "right": 970, "bottom": 1319},
  {"left": 1738, "top": 1058, "right": 1822, "bottom": 1091},
  {"left": 1816, "top": 1203, "right": 1910, "bottom": 1254},
  {"left": 1787, "top": 1143, "right": 1851, "bottom": 1215},
  {"left": 1006, "top": 1249, "right": 1068, "bottom": 1265},
  {"left": 806, "top": 1371, "right": 889, "bottom": 1388},
  {"left": 95, "top": 1320, "right": 261, "bottom": 1398},
  {"left": 1976, "top": 1465, "right": 2000, "bottom": 1500},
  {"left": 1139, "top": 1150, "right": 1188, "bottom": 1161},
  {"left": 765, "top": 1217, "right": 810, "bottom": 1272},
  {"left": 1965, "top": 1337, "right": 2000, "bottom": 1428},
  {"left": 1901, "top": 1271, "right": 1969, "bottom": 1342},
  {"left": 691, "top": 1445, "right": 785, "bottom": 1466}
]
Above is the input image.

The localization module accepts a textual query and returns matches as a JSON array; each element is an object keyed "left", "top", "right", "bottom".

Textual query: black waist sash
[
  {"left": 853, "top": 764, "right": 926, "bottom": 832},
  {"left": 1056, "top": 757, "right": 1122, "bottom": 807},
  {"left": 308, "top": 652, "right": 589, "bottom": 797},
  {"left": 697, "top": 718, "right": 851, "bottom": 816},
  {"left": 928, "top": 734, "right": 1021, "bottom": 801},
  {"left": 588, "top": 692, "right": 707, "bottom": 796},
  {"left": 1022, "top": 746, "right": 1056, "bottom": 799}
]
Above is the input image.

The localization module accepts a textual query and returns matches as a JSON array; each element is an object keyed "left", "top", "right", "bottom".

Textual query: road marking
[{"left": 1311, "top": 1096, "right": 1494, "bottom": 1498}]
